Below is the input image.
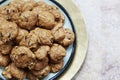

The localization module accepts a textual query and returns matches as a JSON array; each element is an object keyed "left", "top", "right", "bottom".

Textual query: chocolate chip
[
  {"left": 28, "top": 41, "right": 31, "bottom": 45},
  {"left": 8, "top": 33, "right": 11, "bottom": 38},
  {"left": 68, "top": 37, "right": 71, "bottom": 40},
  {"left": 12, "top": 10, "right": 15, "bottom": 12},
  {"left": 25, "top": 36, "right": 28, "bottom": 40},
  {"left": 7, "top": 9, "right": 10, "bottom": 14},
  {"left": 0, "top": 33, "right": 3, "bottom": 37},
  {"left": 19, "top": 12, "right": 21, "bottom": 16}
]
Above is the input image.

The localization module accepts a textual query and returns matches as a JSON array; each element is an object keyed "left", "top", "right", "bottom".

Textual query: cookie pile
[{"left": 0, "top": 0, "right": 75, "bottom": 80}]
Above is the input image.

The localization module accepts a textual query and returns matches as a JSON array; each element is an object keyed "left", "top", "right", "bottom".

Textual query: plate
[{"left": 0, "top": 0, "right": 76, "bottom": 80}]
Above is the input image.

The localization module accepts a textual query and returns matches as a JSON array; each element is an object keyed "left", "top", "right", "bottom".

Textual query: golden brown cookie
[
  {"left": 33, "top": 28, "right": 54, "bottom": 45},
  {"left": 0, "top": 6, "right": 9, "bottom": 20},
  {"left": 59, "top": 28, "right": 75, "bottom": 47},
  {"left": 9, "top": 0, "right": 25, "bottom": 11},
  {"left": 31, "top": 65, "right": 50, "bottom": 78},
  {"left": 36, "top": 11, "right": 55, "bottom": 29},
  {"left": 0, "top": 54, "right": 10, "bottom": 67},
  {"left": 48, "top": 5, "right": 65, "bottom": 23},
  {"left": 0, "top": 42, "right": 13, "bottom": 55},
  {"left": 51, "top": 23, "right": 65, "bottom": 41},
  {"left": 35, "top": 46, "right": 50, "bottom": 60},
  {"left": 10, "top": 46, "right": 35, "bottom": 69},
  {"left": 33, "top": 57, "right": 48, "bottom": 71},
  {"left": 0, "top": 20, "right": 18, "bottom": 45},
  {"left": 35, "top": 1, "right": 48, "bottom": 8},
  {"left": 26, "top": 72, "right": 39, "bottom": 80},
  {"left": 48, "top": 44, "right": 66, "bottom": 63},
  {"left": 50, "top": 60, "right": 64, "bottom": 73},
  {"left": 19, "top": 30, "right": 38, "bottom": 50},
  {"left": 2, "top": 63, "right": 26, "bottom": 79},
  {"left": 16, "top": 28, "right": 29, "bottom": 43},
  {"left": 17, "top": 11, "right": 37, "bottom": 30},
  {"left": 22, "top": 0, "right": 36, "bottom": 11}
]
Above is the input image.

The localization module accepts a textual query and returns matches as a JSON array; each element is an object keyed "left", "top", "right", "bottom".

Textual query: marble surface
[{"left": 73, "top": 0, "right": 120, "bottom": 80}]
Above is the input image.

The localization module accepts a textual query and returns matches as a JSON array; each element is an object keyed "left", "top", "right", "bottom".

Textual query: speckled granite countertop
[{"left": 72, "top": 0, "right": 120, "bottom": 80}]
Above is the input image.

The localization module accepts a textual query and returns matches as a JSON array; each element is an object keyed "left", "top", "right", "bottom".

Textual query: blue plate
[{"left": 0, "top": 0, "right": 76, "bottom": 80}]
